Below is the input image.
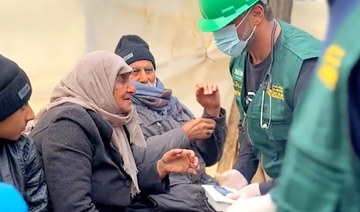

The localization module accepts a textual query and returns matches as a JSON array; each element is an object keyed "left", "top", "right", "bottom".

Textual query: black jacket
[
  {"left": 30, "top": 103, "right": 168, "bottom": 212},
  {"left": 0, "top": 136, "right": 49, "bottom": 212}
]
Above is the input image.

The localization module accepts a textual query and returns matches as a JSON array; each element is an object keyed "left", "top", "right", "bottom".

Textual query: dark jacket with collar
[
  {"left": 0, "top": 135, "right": 49, "bottom": 212},
  {"left": 30, "top": 103, "right": 168, "bottom": 212}
]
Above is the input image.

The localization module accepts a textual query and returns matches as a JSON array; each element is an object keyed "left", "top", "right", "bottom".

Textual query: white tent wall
[
  {"left": 0, "top": 0, "right": 86, "bottom": 113},
  {"left": 0, "top": 0, "right": 327, "bottom": 117},
  {"left": 0, "top": 0, "right": 235, "bottom": 118},
  {"left": 82, "top": 0, "right": 235, "bottom": 118}
]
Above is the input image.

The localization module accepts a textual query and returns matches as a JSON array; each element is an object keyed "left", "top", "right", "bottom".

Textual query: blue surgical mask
[{"left": 213, "top": 10, "right": 256, "bottom": 57}]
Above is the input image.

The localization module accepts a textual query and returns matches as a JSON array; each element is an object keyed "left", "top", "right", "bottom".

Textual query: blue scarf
[{"left": 131, "top": 79, "right": 185, "bottom": 121}]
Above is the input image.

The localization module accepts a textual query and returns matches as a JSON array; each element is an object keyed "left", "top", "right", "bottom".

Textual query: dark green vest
[
  {"left": 230, "top": 21, "right": 321, "bottom": 178},
  {"left": 273, "top": 4, "right": 360, "bottom": 211}
]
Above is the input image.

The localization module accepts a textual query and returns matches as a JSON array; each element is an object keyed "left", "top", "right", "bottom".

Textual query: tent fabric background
[{"left": 0, "top": 0, "right": 327, "bottom": 119}]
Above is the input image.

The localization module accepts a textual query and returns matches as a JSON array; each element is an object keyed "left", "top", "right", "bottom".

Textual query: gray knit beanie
[{"left": 0, "top": 54, "right": 32, "bottom": 121}]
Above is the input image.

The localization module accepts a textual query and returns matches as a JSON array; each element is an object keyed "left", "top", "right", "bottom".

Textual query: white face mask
[{"left": 213, "top": 10, "right": 257, "bottom": 57}]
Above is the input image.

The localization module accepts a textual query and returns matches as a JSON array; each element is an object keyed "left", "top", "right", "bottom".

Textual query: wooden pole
[
  {"left": 269, "top": 0, "right": 293, "bottom": 23},
  {"left": 216, "top": 100, "right": 240, "bottom": 173}
]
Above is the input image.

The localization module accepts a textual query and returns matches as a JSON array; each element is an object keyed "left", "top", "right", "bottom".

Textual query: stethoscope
[{"left": 260, "top": 20, "right": 278, "bottom": 129}]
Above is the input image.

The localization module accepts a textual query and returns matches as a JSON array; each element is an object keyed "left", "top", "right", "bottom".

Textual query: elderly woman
[
  {"left": 115, "top": 35, "right": 227, "bottom": 211},
  {"left": 30, "top": 51, "right": 199, "bottom": 212}
]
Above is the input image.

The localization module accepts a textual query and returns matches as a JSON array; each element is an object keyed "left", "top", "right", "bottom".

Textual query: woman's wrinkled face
[
  {"left": 113, "top": 72, "right": 136, "bottom": 114},
  {"left": 129, "top": 60, "right": 156, "bottom": 86},
  {"left": 0, "top": 103, "right": 35, "bottom": 140}
]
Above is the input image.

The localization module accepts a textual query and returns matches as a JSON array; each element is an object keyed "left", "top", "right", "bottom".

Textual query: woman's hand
[
  {"left": 156, "top": 149, "right": 200, "bottom": 179},
  {"left": 196, "top": 83, "right": 221, "bottom": 117}
]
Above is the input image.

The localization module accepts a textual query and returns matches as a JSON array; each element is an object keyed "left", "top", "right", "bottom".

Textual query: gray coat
[
  {"left": 134, "top": 103, "right": 227, "bottom": 212},
  {"left": 30, "top": 103, "right": 169, "bottom": 212}
]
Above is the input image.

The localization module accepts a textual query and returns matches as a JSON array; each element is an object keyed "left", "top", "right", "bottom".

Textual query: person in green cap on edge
[
  {"left": 227, "top": 0, "right": 360, "bottom": 211},
  {"left": 198, "top": 0, "right": 322, "bottom": 199}
]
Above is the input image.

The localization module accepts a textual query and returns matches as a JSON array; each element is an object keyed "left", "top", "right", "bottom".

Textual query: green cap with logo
[{"left": 198, "top": 0, "right": 261, "bottom": 32}]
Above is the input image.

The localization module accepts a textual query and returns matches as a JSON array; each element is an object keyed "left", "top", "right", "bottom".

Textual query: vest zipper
[
  {"left": 244, "top": 112, "right": 264, "bottom": 167},
  {"left": 244, "top": 113, "right": 254, "bottom": 146}
]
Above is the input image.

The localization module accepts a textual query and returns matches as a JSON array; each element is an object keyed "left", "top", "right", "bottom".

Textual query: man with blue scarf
[{"left": 115, "top": 35, "right": 227, "bottom": 211}]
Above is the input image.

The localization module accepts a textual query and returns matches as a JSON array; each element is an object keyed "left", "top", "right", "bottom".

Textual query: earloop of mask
[{"left": 235, "top": 9, "right": 252, "bottom": 29}]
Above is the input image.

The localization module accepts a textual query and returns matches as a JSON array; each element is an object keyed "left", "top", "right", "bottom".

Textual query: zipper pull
[
  {"left": 156, "top": 122, "right": 164, "bottom": 134},
  {"left": 242, "top": 112, "right": 247, "bottom": 127}
]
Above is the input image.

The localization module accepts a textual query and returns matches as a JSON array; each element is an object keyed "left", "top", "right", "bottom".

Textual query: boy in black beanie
[{"left": 0, "top": 54, "right": 49, "bottom": 212}]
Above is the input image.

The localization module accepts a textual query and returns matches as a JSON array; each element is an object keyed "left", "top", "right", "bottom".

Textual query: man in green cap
[{"left": 198, "top": 0, "right": 322, "bottom": 198}]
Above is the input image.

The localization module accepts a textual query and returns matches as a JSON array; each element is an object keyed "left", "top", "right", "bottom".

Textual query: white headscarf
[{"left": 39, "top": 50, "right": 146, "bottom": 196}]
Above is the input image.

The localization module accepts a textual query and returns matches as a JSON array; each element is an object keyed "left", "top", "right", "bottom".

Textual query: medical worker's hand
[
  {"left": 214, "top": 169, "right": 248, "bottom": 190},
  {"left": 226, "top": 194, "right": 277, "bottom": 212},
  {"left": 196, "top": 83, "right": 220, "bottom": 118},
  {"left": 157, "top": 149, "right": 200, "bottom": 179},
  {"left": 227, "top": 183, "right": 261, "bottom": 200}
]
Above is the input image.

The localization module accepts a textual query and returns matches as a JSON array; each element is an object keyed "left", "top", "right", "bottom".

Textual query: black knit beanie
[
  {"left": 0, "top": 54, "right": 32, "bottom": 121},
  {"left": 114, "top": 35, "right": 156, "bottom": 69}
]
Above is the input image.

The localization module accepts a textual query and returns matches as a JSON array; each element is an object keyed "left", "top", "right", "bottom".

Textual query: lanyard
[{"left": 260, "top": 20, "right": 278, "bottom": 129}]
